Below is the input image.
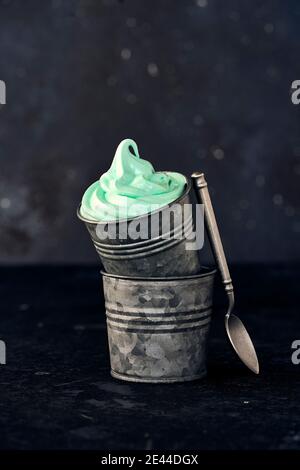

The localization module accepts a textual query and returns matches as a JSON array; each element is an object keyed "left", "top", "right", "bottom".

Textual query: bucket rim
[
  {"left": 77, "top": 174, "right": 190, "bottom": 225},
  {"left": 101, "top": 265, "right": 217, "bottom": 282}
]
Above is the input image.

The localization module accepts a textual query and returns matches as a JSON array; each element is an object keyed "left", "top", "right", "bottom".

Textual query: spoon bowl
[{"left": 225, "top": 313, "right": 259, "bottom": 374}]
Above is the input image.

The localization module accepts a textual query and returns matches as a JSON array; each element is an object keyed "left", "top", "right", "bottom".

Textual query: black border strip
[{"left": 0, "top": 450, "right": 298, "bottom": 467}]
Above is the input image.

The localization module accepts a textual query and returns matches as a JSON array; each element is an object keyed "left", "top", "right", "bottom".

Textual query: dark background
[
  {"left": 0, "top": 1, "right": 300, "bottom": 454},
  {"left": 0, "top": 0, "right": 299, "bottom": 264}
]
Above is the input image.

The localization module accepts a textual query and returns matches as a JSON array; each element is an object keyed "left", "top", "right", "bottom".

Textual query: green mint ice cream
[{"left": 80, "top": 139, "right": 186, "bottom": 221}]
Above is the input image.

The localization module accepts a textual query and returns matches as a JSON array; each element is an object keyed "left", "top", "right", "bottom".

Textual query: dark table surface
[{"left": 0, "top": 264, "right": 299, "bottom": 450}]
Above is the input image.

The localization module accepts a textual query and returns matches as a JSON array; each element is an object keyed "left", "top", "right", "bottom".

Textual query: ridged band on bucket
[
  {"left": 102, "top": 268, "right": 216, "bottom": 383},
  {"left": 94, "top": 217, "right": 195, "bottom": 260},
  {"left": 93, "top": 214, "right": 193, "bottom": 251},
  {"left": 78, "top": 176, "right": 201, "bottom": 276}
]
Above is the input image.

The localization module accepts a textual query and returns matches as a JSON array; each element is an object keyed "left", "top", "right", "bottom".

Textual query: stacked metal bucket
[{"left": 78, "top": 177, "right": 216, "bottom": 383}]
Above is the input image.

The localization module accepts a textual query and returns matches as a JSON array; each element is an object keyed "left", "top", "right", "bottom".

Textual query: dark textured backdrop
[{"left": 0, "top": 0, "right": 299, "bottom": 263}]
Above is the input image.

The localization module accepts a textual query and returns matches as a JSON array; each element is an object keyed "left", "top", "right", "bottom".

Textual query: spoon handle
[{"left": 192, "top": 172, "right": 234, "bottom": 304}]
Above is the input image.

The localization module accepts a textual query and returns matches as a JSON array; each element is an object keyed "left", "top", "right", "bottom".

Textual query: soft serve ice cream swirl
[{"left": 80, "top": 139, "right": 186, "bottom": 221}]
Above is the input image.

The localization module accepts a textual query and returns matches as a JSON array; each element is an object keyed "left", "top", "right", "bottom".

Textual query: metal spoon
[{"left": 192, "top": 172, "right": 259, "bottom": 374}]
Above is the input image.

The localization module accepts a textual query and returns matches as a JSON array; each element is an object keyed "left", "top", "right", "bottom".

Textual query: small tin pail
[
  {"left": 78, "top": 176, "right": 201, "bottom": 277},
  {"left": 102, "top": 267, "right": 216, "bottom": 383}
]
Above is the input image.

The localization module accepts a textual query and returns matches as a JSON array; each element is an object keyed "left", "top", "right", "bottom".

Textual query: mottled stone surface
[
  {"left": 0, "top": 1, "right": 299, "bottom": 264},
  {"left": 0, "top": 264, "right": 300, "bottom": 449},
  {"left": 103, "top": 270, "right": 215, "bottom": 382}
]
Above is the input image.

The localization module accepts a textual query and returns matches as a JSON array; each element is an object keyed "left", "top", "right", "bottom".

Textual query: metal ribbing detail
[{"left": 106, "top": 320, "right": 211, "bottom": 334}]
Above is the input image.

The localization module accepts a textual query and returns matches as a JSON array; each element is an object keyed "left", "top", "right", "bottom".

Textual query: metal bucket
[
  {"left": 102, "top": 267, "right": 216, "bottom": 383},
  {"left": 78, "top": 176, "right": 201, "bottom": 277}
]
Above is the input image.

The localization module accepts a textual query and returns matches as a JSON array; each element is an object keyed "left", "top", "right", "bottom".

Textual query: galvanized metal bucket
[
  {"left": 102, "top": 267, "right": 216, "bottom": 383},
  {"left": 78, "top": 176, "right": 201, "bottom": 277}
]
